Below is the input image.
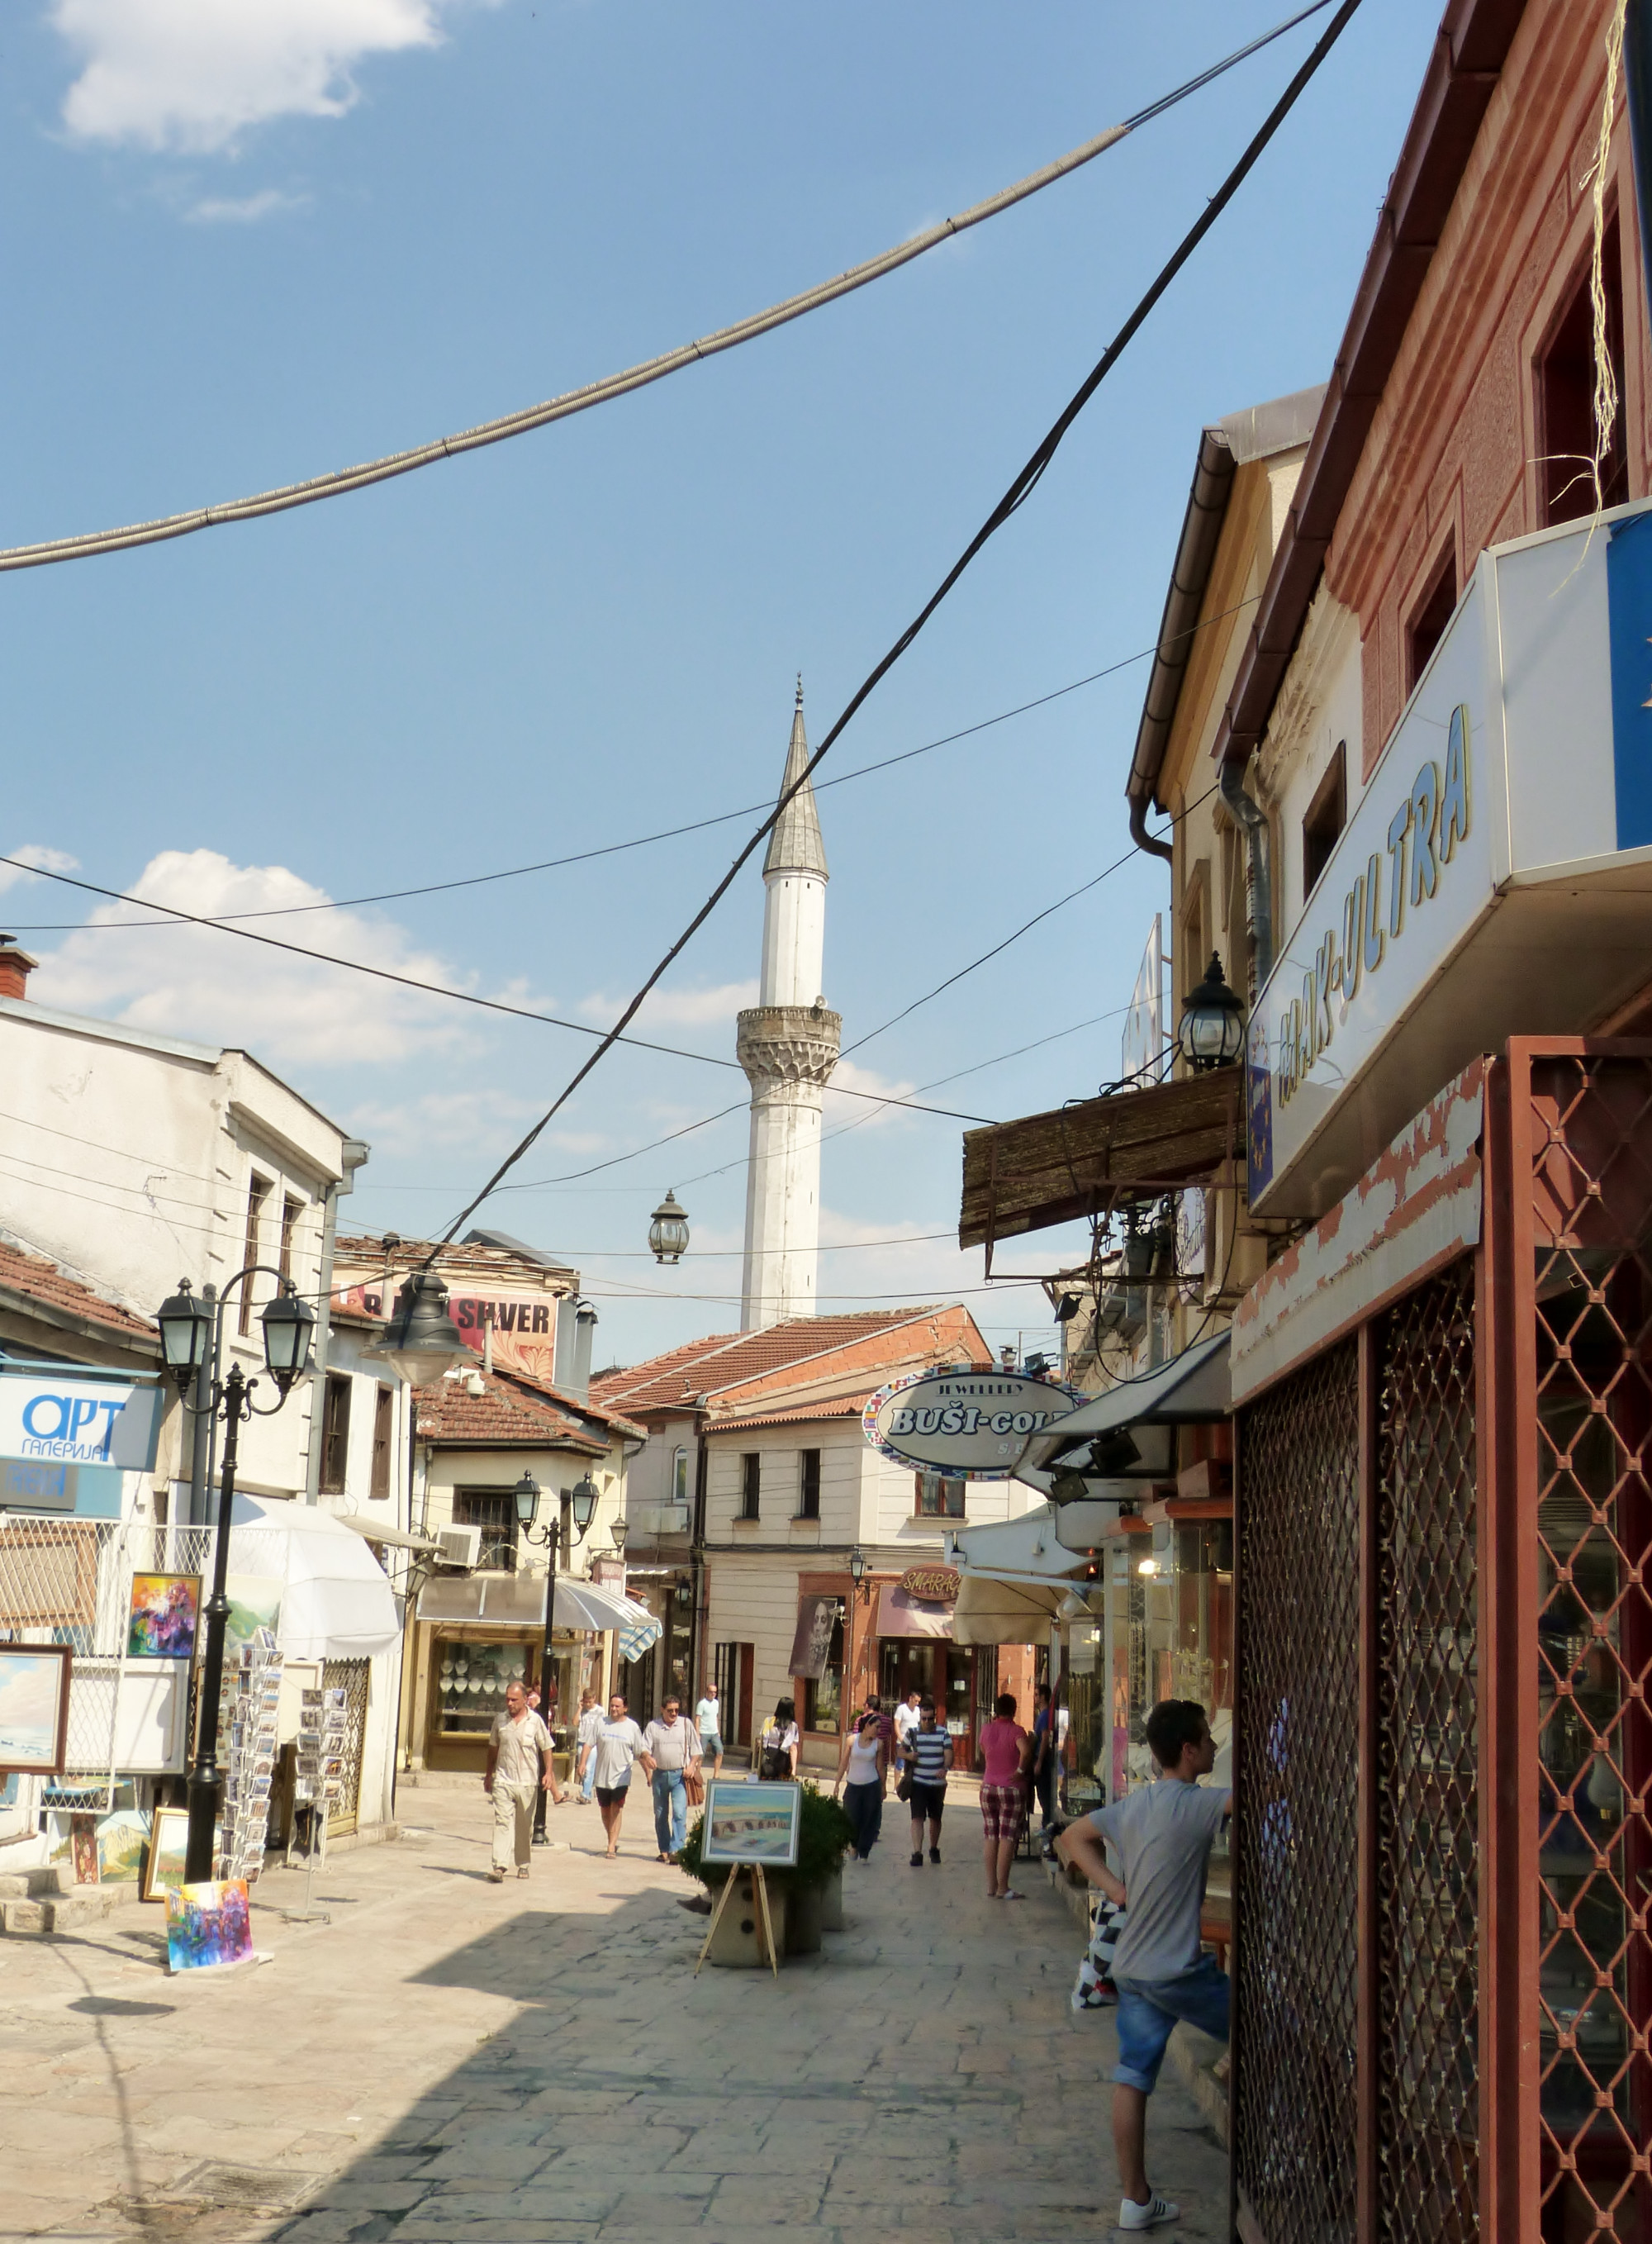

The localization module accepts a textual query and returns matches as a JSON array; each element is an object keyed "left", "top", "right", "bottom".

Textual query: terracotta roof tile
[
  {"left": 590, "top": 1307, "right": 985, "bottom": 1417},
  {"left": 0, "top": 1239, "right": 158, "bottom": 1349},
  {"left": 413, "top": 1363, "right": 640, "bottom": 1450}
]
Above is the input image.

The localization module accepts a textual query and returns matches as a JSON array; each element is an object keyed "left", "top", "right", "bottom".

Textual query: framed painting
[
  {"left": 126, "top": 1574, "right": 202, "bottom": 1661},
  {"left": 700, "top": 1779, "right": 801, "bottom": 1868},
  {"left": 0, "top": 1644, "right": 71, "bottom": 1775},
  {"left": 141, "top": 1805, "right": 196, "bottom": 1901}
]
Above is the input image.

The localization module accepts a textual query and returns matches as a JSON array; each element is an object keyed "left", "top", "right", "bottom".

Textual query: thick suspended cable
[
  {"left": 0, "top": 5, "right": 1334, "bottom": 578},
  {"left": 427, "top": 0, "right": 1364, "bottom": 1247}
]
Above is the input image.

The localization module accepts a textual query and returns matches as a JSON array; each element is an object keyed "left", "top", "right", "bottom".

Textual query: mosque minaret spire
[{"left": 737, "top": 680, "right": 841, "bottom": 1329}]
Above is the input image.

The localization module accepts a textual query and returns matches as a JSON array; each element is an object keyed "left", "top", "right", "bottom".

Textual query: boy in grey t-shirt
[{"left": 1059, "top": 1700, "right": 1231, "bottom": 2234}]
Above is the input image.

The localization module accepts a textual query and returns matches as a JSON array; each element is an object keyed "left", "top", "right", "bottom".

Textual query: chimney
[
  {"left": 0, "top": 936, "right": 38, "bottom": 1001},
  {"left": 572, "top": 1301, "right": 598, "bottom": 1404},
  {"left": 553, "top": 1296, "right": 577, "bottom": 1391}
]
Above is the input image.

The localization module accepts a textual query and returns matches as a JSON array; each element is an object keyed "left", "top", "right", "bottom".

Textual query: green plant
[{"left": 678, "top": 1780, "right": 852, "bottom": 1892}]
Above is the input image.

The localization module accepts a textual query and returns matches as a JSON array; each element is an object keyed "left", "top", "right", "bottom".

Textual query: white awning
[
  {"left": 227, "top": 1491, "right": 401, "bottom": 1660},
  {"left": 414, "top": 1570, "right": 653, "bottom": 1632},
  {"left": 1019, "top": 1331, "right": 1232, "bottom": 1478},
  {"left": 333, "top": 1513, "right": 444, "bottom": 1556},
  {"left": 947, "top": 1505, "right": 1088, "bottom": 1647}
]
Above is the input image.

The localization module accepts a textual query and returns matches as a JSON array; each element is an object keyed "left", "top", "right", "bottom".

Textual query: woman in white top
[
  {"left": 833, "top": 1712, "right": 888, "bottom": 1861},
  {"left": 760, "top": 1698, "right": 800, "bottom": 1780}
]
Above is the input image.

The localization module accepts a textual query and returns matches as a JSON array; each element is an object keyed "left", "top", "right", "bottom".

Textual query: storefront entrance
[{"left": 878, "top": 1640, "right": 991, "bottom": 1752}]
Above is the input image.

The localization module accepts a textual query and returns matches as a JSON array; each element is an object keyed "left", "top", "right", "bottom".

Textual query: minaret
[{"left": 738, "top": 682, "right": 842, "bottom": 1329}]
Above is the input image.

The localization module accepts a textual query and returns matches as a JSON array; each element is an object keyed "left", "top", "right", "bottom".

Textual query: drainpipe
[
  {"left": 1219, "top": 760, "right": 1274, "bottom": 998},
  {"left": 301, "top": 1138, "right": 370, "bottom": 1505},
  {"left": 1128, "top": 796, "right": 1175, "bottom": 865},
  {"left": 1626, "top": 2, "right": 1652, "bottom": 320},
  {"left": 687, "top": 1413, "right": 710, "bottom": 1705}
]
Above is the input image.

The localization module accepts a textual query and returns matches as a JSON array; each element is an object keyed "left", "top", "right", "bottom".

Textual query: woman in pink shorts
[{"left": 977, "top": 1691, "right": 1033, "bottom": 1899}]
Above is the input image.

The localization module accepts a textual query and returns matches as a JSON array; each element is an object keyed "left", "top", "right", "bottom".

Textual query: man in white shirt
[
  {"left": 482, "top": 1681, "right": 553, "bottom": 1882},
  {"left": 578, "top": 1692, "right": 655, "bottom": 1860},
  {"left": 695, "top": 1681, "right": 724, "bottom": 1776},
  {"left": 573, "top": 1690, "right": 603, "bottom": 1805},
  {"left": 894, "top": 1689, "right": 923, "bottom": 1748},
  {"left": 642, "top": 1696, "right": 702, "bottom": 1861}
]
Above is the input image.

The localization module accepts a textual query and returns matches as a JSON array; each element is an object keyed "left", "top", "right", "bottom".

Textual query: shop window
[
  {"left": 672, "top": 1446, "right": 690, "bottom": 1511},
  {"left": 432, "top": 1638, "right": 528, "bottom": 1737},
  {"left": 1302, "top": 741, "right": 1346, "bottom": 900},
  {"left": 739, "top": 1453, "right": 761, "bottom": 1521},
  {"left": 803, "top": 1604, "right": 845, "bottom": 1733},
  {"left": 239, "top": 1174, "right": 270, "bottom": 1334},
  {"left": 278, "top": 1192, "right": 301, "bottom": 1283},
  {"left": 320, "top": 1374, "right": 351, "bottom": 1495},
  {"left": 914, "top": 1471, "right": 966, "bottom": 1519},
  {"left": 1407, "top": 550, "right": 1457, "bottom": 694},
  {"left": 798, "top": 1448, "right": 821, "bottom": 1520},
  {"left": 369, "top": 1386, "right": 393, "bottom": 1500},
  {"left": 1539, "top": 213, "right": 1628, "bottom": 528},
  {"left": 453, "top": 1487, "right": 519, "bottom": 1571}
]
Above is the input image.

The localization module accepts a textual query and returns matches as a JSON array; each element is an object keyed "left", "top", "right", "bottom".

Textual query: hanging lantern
[
  {"left": 648, "top": 1191, "right": 691, "bottom": 1265},
  {"left": 1178, "top": 953, "right": 1246, "bottom": 1072}
]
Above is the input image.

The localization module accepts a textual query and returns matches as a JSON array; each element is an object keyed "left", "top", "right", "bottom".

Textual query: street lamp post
[
  {"left": 515, "top": 1470, "right": 599, "bottom": 1784},
  {"left": 846, "top": 1543, "right": 868, "bottom": 1716},
  {"left": 157, "top": 1270, "right": 317, "bottom": 1884}
]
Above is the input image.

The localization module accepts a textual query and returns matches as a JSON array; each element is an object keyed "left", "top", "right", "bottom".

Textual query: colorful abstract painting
[
  {"left": 166, "top": 1879, "right": 252, "bottom": 1971},
  {"left": 126, "top": 1574, "right": 202, "bottom": 1660}
]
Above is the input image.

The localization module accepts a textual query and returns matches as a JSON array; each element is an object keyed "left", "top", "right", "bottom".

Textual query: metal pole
[
  {"left": 185, "top": 1360, "right": 245, "bottom": 1882},
  {"left": 533, "top": 1495, "right": 564, "bottom": 1836},
  {"left": 1626, "top": 0, "right": 1652, "bottom": 321}
]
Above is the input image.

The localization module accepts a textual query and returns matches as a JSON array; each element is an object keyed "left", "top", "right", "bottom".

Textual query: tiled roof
[
  {"left": 335, "top": 1234, "right": 576, "bottom": 1288},
  {"left": 413, "top": 1363, "right": 640, "bottom": 1450},
  {"left": 709, "top": 1392, "right": 875, "bottom": 1433},
  {"left": 0, "top": 1238, "right": 158, "bottom": 1350},
  {"left": 591, "top": 1307, "right": 983, "bottom": 1417}
]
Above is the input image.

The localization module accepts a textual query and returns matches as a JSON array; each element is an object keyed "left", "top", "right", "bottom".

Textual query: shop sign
[
  {"left": 0, "top": 1370, "right": 161, "bottom": 1472},
  {"left": 1249, "top": 500, "right": 1652, "bottom": 1214},
  {"left": 898, "top": 1567, "right": 959, "bottom": 1602},
  {"left": 863, "top": 1367, "right": 1084, "bottom": 1480}
]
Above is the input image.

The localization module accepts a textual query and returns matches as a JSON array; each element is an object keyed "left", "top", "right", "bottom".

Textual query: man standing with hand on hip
[
  {"left": 1057, "top": 1700, "right": 1231, "bottom": 2233},
  {"left": 482, "top": 1681, "right": 553, "bottom": 1882}
]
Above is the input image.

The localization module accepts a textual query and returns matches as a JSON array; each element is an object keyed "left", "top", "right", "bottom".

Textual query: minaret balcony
[{"left": 736, "top": 1003, "right": 843, "bottom": 1088}]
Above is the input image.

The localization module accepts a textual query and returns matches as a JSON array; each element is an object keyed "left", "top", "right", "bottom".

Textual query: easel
[
  {"left": 280, "top": 1799, "right": 329, "bottom": 1927},
  {"left": 694, "top": 1864, "right": 780, "bottom": 1977}
]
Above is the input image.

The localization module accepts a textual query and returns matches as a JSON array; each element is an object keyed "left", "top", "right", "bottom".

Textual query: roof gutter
[
  {"left": 1213, "top": 0, "right": 1529, "bottom": 769},
  {"left": 1127, "top": 426, "right": 1238, "bottom": 859}
]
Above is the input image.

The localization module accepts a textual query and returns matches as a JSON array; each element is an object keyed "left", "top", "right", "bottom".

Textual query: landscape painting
[
  {"left": 0, "top": 1646, "right": 71, "bottom": 1774},
  {"left": 166, "top": 1879, "right": 252, "bottom": 1972},
  {"left": 700, "top": 1780, "right": 801, "bottom": 1867},
  {"left": 222, "top": 1577, "right": 281, "bottom": 1658},
  {"left": 126, "top": 1574, "right": 202, "bottom": 1661}
]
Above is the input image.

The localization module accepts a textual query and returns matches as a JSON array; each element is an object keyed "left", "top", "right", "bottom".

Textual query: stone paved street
[{"left": 0, "top": 1776, "right": 1227, "bottom": 2242}]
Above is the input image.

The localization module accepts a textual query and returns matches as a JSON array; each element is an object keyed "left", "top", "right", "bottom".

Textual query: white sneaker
[{"left": 1118, "top": 2194, "right": 1179, "bottom": 2231}]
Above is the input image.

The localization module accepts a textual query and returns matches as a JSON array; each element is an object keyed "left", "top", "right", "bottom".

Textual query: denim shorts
[
  {"left": 700, "top": 1733, "right": 723, "bottom": 1758},
  {"left": 1112, "top": 1955, "right": 1231, "bottom": 2093}
]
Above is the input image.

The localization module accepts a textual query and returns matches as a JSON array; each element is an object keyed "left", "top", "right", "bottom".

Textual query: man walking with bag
[
  {"left": 1057, "top": 1699, "right": 1232, "bottom": 2232},
  {"left": 642, "top": 1695, "right": 701, "bottom": 1862},
  {"left": 482, "top": 1680, "right": 554, "bottom": 1882}
]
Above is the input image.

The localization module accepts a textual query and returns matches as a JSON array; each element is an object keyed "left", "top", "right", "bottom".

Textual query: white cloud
[
  {"left": 0, "top": 843, "right": 79, "bottom": 898},
  {"left": 823, "top": 1056, "right": 919, "bottom": 1129},
  {"left": 345, "top": 1086, "right": 540, "bottom": 1158},
  {"left": 31, "top": 847, "right": 482, "bottom": 1068},
  {"left": 186, "top": 186, "right": 310, "bottom": 222},
  {"left": 579, "top": 980, "right": 759, "bottom": 1029},
  {"left": 50, "top": 0, "right": 468, "bottom": 153}
]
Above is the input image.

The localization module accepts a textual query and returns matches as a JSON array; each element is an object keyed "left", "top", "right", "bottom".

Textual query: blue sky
[{"left": 0, "top": 0, "right": 1442, "bottom": 1364}]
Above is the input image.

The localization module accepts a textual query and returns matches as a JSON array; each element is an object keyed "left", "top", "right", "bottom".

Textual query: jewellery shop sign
[
  {"left": 0, "top": 1367, "right": 163, "bottom": 1471},
  {"left": 863, "top": 1367, "right": 1084, "bottom": 1480}
]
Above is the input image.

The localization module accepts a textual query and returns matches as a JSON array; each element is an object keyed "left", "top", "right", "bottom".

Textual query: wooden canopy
[{"left": 957, "top": 1065, "right": 1242, "bottom": 1251}]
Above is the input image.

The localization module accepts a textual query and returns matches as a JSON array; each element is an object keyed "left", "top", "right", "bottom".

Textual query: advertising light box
[{"left": 1249, "top": 499, "right": 1652, "bottom": 1218}]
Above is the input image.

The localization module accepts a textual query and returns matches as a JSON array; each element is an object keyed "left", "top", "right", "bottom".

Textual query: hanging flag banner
[{"left": 863, "top": 1367, "right": 1084, "bottom": 1480}]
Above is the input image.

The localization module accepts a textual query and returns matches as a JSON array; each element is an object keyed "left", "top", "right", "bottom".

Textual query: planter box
[{"left": 702, "top": 1871, "right": 790, "bottom": 1969}]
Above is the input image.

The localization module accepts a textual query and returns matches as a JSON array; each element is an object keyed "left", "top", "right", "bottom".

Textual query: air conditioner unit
[{"left": 435, "top": 1524, "right": 482, "bottom": 1570}]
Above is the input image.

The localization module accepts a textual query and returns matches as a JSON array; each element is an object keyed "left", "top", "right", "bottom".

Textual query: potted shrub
[{"left": 679, "top": 1784, "right": 852, "bottom": 1962}]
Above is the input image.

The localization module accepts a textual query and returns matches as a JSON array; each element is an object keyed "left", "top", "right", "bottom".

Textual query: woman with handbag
[
  {"left": 833, "top": 1711, "right": 887, "bottom": 1861},
  {"left": 758, "top": 1699, "right": 800, "bottom": 1780}
]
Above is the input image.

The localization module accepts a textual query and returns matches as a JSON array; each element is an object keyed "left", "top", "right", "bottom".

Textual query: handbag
[
  {"left": 895, "top": 1771, "right": 914, "bottom": 1804},
  {"left": 684, "top": 1764, "right": 705, "bottom": 1808}
]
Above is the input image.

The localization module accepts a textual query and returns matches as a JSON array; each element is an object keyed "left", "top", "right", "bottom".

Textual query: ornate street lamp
[
  {"left": 520, "top": 1470, "right": 601, "bottom": 1821},
  {"left": 610, "top": 1515, "right": 629, "bottom": 1553},
  {"left": 1178, "top": 953, "right": 1246, "bottom": 1072},
  {"left": 367, "top": 1267, "right": 469, "bottom": 1387},
  {"left": 648, "top": 1191, "right": 691, "bottom": 1265},
  {"left": 159, "top": 1268, "right": 318, "bottom": 1882},
  {"left": 847, "top": 1544, "right": 868, "bottom": 1586}
]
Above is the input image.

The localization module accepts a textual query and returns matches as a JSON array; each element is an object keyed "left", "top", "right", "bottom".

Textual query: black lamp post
[
  {"left": 517, "top": 1469, "right": 599, "bottom": 1778},
  {"left": 157, "top": 1268, "right": 316, "bottom": 1883},
  {"left": 1178, "top": 953, "right": 1246, "bottom": 1072}
]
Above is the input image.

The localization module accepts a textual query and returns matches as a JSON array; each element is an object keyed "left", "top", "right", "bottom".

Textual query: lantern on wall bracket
[
  {"left": 648, "top": 1191, "right": 691, "bottom": 1265},
  {"left": 1178, "top": 953, "right": 1246, "bottom": 1072}
]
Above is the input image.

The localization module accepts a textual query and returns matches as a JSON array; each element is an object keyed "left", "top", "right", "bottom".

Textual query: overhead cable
[
  {"left": 0, "top": 5, "right": 1334, "bottom": 577},
  {"left": 430, "top": 0, "right": 1365, "bottom": 1248}
]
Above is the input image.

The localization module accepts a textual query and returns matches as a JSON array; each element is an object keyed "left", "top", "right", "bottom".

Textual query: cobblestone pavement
[{"left": 0, "top": 1775, "right": 1228, "bottom": 2242}]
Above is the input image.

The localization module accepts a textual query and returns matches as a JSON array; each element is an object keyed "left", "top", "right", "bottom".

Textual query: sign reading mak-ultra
[
  {"left": 863, "top": 1367, "right": 1083, "bottom": 1480},
  {"left": 0, "top": 1372, "right": 163, "bottom": 1472},
  {"left": 1247, "top": 498, "right": 1652, "bottom": 1216}
]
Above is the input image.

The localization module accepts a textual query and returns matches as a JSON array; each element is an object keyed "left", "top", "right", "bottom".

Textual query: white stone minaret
[{"left": 738, "top": 682, "right": 841, "bottom": 1330}]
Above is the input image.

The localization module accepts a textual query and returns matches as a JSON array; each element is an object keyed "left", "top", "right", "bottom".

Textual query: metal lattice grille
[
  {"left": 1529, "top": 1056, "right": 1652, "bottom": 2240},
  {"left": 1376, "top": 1263, "right": 1479, "bottom": 2242},
  {"left": 322, "top": 1657, "right": 370, "bottom": 1836},
  {"left": 1235, "top": 1339, "right": 1361, "bottom": 2244}
]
